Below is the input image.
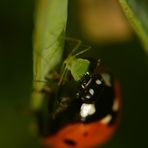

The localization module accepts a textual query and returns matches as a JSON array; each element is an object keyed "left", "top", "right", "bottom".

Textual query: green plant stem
[{"left": 119, "top": 0, "right": 148, "bottom": 53}]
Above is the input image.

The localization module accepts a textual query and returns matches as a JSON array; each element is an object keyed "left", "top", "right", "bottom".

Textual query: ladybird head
[{"left": 76, "top": 72, "right": 105, "bottom": 103}]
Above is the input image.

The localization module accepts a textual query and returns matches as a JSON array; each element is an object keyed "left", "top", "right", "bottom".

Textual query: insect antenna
[
  {"left": 65, "top": 37, "right": 82, "bottom": 56},
  {"left": 75, "top": 46, "right": 91, "bottom": 57},
  {"left": 65, "top": 37, "right": 91, "bottom": 57},
  {"left": 93, "top": 59, "right": 101, "bottom": 73}
]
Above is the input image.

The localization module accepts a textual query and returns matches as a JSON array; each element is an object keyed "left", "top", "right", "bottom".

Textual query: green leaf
[
  {"left": 32, "top": 0, "right": 68, "bottom": 110},
  {"left": 70, "top": 58, "right": 90, "bottom": 81},
  {"left": 119, "top": 0, "right": 148, "bottom": 53},
  {"left": 33, "top": 0, "right": 68, "bottom": 87}
]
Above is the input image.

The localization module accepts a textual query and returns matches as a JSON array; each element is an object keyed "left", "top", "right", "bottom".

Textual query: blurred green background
[
  {"left": 0, "top": 0, "right": 148, "bottom": 148},
  {"left": 0, "top": 0, "right": 40, "bottom": 147}
]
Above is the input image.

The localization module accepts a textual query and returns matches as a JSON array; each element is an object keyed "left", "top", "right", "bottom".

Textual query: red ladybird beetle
[{"left": 36, "top": 59, "right": 121, "bottom": 148}]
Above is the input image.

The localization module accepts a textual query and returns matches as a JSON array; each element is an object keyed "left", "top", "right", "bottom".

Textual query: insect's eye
[
  {"left": 93, "top": 75, "right": 105, "bottom": 87},
  {"left": 76, "top": 72, "right": 106, "bottom": 103}
]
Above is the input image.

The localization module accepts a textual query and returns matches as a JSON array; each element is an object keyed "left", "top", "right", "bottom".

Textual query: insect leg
[
  {"left": 58, "top": 63, "right": 68, "bottom": 86},
  {"left": 65, "top": 37, "right": 82, "bottom": 55}
]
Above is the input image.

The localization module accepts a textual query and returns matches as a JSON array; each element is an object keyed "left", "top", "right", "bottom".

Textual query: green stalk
[{"left": 119, "top": 0, "right": 148, "bottom": 53}]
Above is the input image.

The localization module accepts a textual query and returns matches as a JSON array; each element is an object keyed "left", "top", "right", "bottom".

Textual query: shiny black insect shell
[
  {"left": 76, "top": 72, "right": 105, "bottom": 102},
  {"left": 37, "top": 64, "right": 118, "bottom": 138},
  {"left": 75, "top": 71, "right": 115, "bottom": 123}
]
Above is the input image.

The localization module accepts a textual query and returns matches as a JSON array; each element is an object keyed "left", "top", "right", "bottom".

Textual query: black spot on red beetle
[
  {"left": 64, "top": 139, "right": 76, "bottom": 146},
  {"left": 83, "top": 131, "right": 88, "bottom": 136}
]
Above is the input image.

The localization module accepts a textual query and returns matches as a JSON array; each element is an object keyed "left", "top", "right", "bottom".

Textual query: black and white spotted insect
[
  {"left": 76, "top": 71, "right": 105, "bottom": 102},
  {"left": 36, "top": 58, "right": 121, "bottom": 148},
  {"left": 74, "top": 65, "right": 117, "bottom": 123}
]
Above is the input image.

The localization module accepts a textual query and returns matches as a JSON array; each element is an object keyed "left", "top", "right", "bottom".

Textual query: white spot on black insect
[
  {"left": 100, "top": 114, "right": 112, "bottom": 124},
  {"left": 89, "top": 88, "right": 94, "bottom": 96},
  {"left": 76, "top": 92, "right": 80, "bottom": 98},
  {"left": 86, "top": 78, "right": 92, "bottom": 87},
  {"left": 102, "top": 73, "right": 111, "bottom": 87},
  {"left": 85, "top": 95, "right": 91, "bottom": 99},
  {"left": 112, "top": 99, "right": 119, "bottom": 112},
  {"left": 81, "top": 84, "right": 85, "bottom": 89},
  {"left": 80, "top": 103, "right": 96, "bottom": 118},
  {"left": 95, "top": 79, "right": 102, "bottom": 85}
]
